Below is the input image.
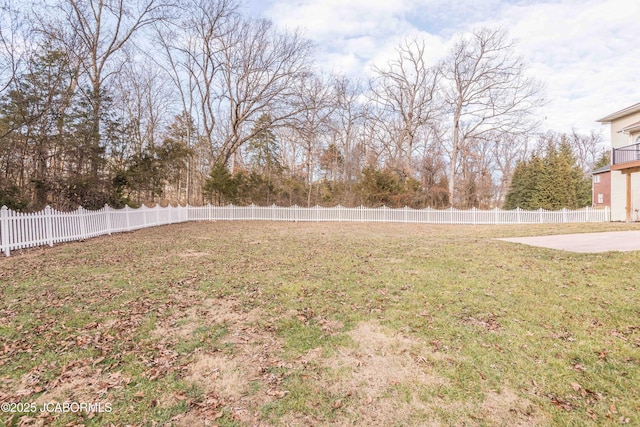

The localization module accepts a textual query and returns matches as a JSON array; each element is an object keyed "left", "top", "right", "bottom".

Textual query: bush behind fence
[{"left": 1, "top": 204, "right": 611, "bottom": 257}]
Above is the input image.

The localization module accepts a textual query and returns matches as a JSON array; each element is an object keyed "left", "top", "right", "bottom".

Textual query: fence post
[
  {"left": 539, "top": 208, "right": 544, "bottom": 223},
  {"left": 104, "top": 204, "right": 112, "bottom": 235},
  {"left": 78, "top": 206, "right": 87, "bottom": 238},
  {"left": 45, "top": 205, "right": 54, "bottom": 247},
  {"left": 1, "top": 206, "right": 9, "bottom": 257},
  {"left": 125, "top": 205, "right": 131, "bottom": 231},
  {"left": 140, "top": 205, "right": 147, "bottom": 227}
]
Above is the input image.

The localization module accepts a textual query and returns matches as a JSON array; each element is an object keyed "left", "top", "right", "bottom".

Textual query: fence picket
[{"left": 1, "top": 206, "right": 8, "bottom": 256}]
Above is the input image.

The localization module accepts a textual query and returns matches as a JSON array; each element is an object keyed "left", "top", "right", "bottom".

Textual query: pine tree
[
  {"left": 505, "top": 140, "right": 591, "bottom": 210},
  {"left": 203, "top": 162, "right": 237, "bottom": 205},
  {"left": 504, "top": 156, "right": 542, "bottom": 210}
]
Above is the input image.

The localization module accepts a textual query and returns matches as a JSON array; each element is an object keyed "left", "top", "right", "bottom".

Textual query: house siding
[
  {"left": 610, "top": 111, "right": 640, "bottom": 149},
  {"left": 610, "top": 171, "right": 640, "bottom": 221},
  {"left": 598, "top": 103, "right": 640, "bottom": 221}
]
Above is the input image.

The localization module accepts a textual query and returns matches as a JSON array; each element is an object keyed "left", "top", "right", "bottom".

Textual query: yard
[{"left": 0, "top": 221, "right": 638, "bottom": 426}]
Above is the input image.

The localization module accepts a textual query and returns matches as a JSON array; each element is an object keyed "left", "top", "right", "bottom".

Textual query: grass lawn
[{"left": 1, "top": 221, "right": 639, "bottom": 426}]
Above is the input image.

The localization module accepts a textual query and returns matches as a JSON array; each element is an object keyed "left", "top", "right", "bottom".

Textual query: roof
[
  {"left": 597, "top": 102, "right": 640, "bottom": 123},
  {"left": 592, "top": 165, "right": 610, "bottom": 174}
]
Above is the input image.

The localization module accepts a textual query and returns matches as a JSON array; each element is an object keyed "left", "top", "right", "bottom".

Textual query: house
[
  {"left": 591, "top": 165, "right": 610, "bottom": 208},
  {"left": 596, "top": 102, "right": 640, "bottom": 221}
]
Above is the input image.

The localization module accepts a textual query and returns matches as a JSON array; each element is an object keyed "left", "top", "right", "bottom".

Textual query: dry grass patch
[
  {"left": 480, "top": 388, "right": 545, "bottom": 426},
  {"left": 164, "top": 295, "right": 289, "bottom": 425},
  {"left": 291, "top": 321, "right": 546, "bottom": 426},
  {"left": 322, "top": 321, "right": 446, "bottom": 425}
]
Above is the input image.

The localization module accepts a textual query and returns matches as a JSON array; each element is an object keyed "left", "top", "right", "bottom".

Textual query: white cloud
[
  {"left": 266, "top": 0, "right": 410, "bottom": 38},
  {"left": 494, "top": 0, "right": 640, "bottom": 137},
  {"left": 259, "top": 0, "right": 640, "bottom": 142}
]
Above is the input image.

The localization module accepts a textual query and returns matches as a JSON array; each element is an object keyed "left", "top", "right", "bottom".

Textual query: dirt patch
[
  {"left": 186, "top": 353, "right": 246, "bottom": 400},
  {"left": 178, "top": 249, "right": 210, "bottom": 258},
  {"left": 167, "top": 297, "right": 286, "bottom": 425},
  {"left": 292, "top": 321, "right": 545, "bottom": 426},
  {"left": 463, "top": 313, "right": 502, "bottom": 331},
  {"left": 153, "top": 296, "right": 260, "bottom": 339},
  {"left": 480, "top": 388, "right": 544, "bottom": 426},
  {"left": 310, "top": 321, "right": 447, "bottom": 425}
]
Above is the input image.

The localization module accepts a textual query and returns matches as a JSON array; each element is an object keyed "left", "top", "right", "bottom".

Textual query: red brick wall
[{"left": 592, "top": 171, "right": 611, "bottom": 207}]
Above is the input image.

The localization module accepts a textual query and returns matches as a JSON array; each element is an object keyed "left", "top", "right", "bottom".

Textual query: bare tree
[
  {"left": 0, "top": 1, "right": 25, "bottom": 97},
  {"left": 288, "top": 74, "right": 336, "bottom": 206},
  {"left": 153, "top": 0, "right": 238, "bottom": 204},
  {"left": 328, "top": 76, "right": 367, "bottom": 192},
  {"left": 213, "top": 18, "right": 314, "bottom": 169},
  {"left": 369, "top": 39, "right": 439, "bottom": 174},
  {"left": 440, "top": 27, "right": 544, "bottom": 206},
  {"left": 160, "top": 2, "right": 313, "bottom": 176},
  {"left": 111, "top": 58, "right": 174, "bottom": 156},
  {"left": 40, "top": 0, "right": 172, "bottom": 180},
  {"left": 0, "top": 2, "right": 36, "bottom": 141},
  {"left": 567, "top": 128, "right": 605, "bottom": 174},
  {"left": 164, "top": 0, "right": 237, "bottom": 145},
  {"left": 492, "top": 132, "right": 529, "bottom": 206}
]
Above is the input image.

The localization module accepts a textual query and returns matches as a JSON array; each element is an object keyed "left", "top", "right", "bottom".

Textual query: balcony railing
[{"left": 613, "top": 143, "right": 640, "bottom": 165}]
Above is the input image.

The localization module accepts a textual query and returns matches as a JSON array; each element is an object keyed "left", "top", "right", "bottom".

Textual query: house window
[
  {"left": 594, "top": 175, "right": 600, "bottom": 183},
  {"left": 597, "top": 194, "right": 604, "bottom": 204}
]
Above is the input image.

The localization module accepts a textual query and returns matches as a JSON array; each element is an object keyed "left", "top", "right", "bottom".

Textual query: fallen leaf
[
  {"left": 549, "top": 395, "right": 574, "bottom": 411},
  {"left": 573, "top": 363, "right": 586, "bottom": 372},
  {"left": 266, "top": 389, "right": 287, "bottom": 398}
]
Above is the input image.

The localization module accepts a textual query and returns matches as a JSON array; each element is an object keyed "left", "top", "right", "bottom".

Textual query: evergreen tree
[
  {"left": 246, "top": 114, "right": 283, "bottom": 204},
  {"left": 594, "top": 151, "right": 611, "bottom": 169},
  {"left": 504, "top": 141, "right": 591, "bottom": 210},
  {"left": 247, "top": 114, "right": 280, "bottom": 172},
  {"left": 203, "top": 162, "right": 237, "bottom": 205},
  {"left": 0, "top": 47, "right": 77, "bottom": 209},
  {"left": 504, "top": 156, "right": 543, "bottom": 210}
]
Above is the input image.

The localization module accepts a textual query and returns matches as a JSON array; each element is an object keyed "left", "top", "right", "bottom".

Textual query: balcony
[{"left": 612, "top": 143, "right": 640, "bottom": 170}]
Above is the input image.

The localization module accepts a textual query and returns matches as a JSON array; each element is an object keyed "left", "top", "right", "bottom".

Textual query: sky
[{"left": 242, "top": 0, "right": 640, "bottom": 145}]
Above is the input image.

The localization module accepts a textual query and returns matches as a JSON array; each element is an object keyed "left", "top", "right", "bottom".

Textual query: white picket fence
[{"left": 0, "top": 204, "right": 610, "bottom": 256}]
